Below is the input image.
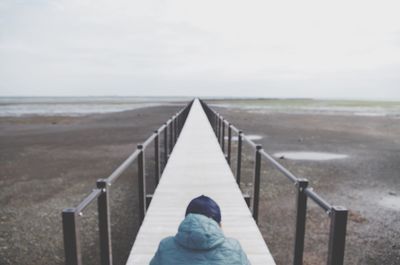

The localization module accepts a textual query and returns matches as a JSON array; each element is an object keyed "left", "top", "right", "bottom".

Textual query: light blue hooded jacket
[{"left": 150, "top": 214, "right": 251, "bottom": 265}]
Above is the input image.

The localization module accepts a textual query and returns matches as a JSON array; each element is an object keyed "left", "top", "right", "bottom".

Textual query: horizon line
[{"left": 0, "top": 95, "right": 400, "bottom": 102}]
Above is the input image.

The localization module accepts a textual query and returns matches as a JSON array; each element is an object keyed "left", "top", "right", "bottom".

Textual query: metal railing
[
  {"left": 200, "top": 100, "right": 348, "bottom": 265},
  {"left": 61, "top": 100, "right": 193, "bottom": 265}
]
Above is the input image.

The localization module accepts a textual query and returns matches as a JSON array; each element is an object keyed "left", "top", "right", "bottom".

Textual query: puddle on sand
[
  {"left": 379, "top": 196, "right": 400, "bottom": 211},
  {"left": 273, "top": 151, "right": 348, "bottom": 161},
  {"left": 225, "top": 134, "right": 263, "bottom": 141}
]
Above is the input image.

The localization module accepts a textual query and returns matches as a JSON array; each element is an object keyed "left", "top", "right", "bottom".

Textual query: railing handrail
[
  {"left": 107, "top": 149, "right": 141, "bottom": 185},
  {"left": 304, "top": 187, "right": 332, "bottom": 212},
  {"left": 142, "top": 133, "right": 157, "bottom": 149},
  {"left": 66, "top": 102, "right": 192, "bottom": 212},
  {"left": 199, "top": 99, "right": 348, "bottom": 265},
  {"left": 66, "top": 117, "right": 178, "bottom": 215},
  {"left": 259, "top": 149, "right": 298, "bottom": 184},
  {"left": 203, "top": 103, "right": 337, "bottom": 213},
  {"left": 242, "top": 133, "right": 258, "bottom": 149},
  {"left": 75, "top": 189, "right": 102, "bottom": 213},
  {"left": 238, "top": 125, "right": 334, "bottom": 213},
  {"left": 61, "top": 100, "right": 194, "bottom": 265}
]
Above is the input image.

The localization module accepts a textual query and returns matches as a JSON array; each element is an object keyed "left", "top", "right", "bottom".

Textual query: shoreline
[
  {"left": 2, "top": 97, "right": 399, "bottom": 118},
  {"left": 0, "top": 100, "right": 188, "bottom": 118}
]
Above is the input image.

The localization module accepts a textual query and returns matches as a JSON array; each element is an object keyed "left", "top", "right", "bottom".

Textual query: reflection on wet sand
[
  {"left": 273, "top": 151, "right": 348, "bottom": 161},
  {"left": 225, "top": 134, "right": 263, "bottom": 141}
]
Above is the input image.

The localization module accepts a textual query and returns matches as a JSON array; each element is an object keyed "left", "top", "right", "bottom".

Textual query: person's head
[{"left": 185, "top": 195, "right": 221, "bottom": 224}]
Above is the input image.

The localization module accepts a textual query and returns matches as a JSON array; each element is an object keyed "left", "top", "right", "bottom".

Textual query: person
[{"left": 150, "top": 195, "right": 251, "bottom": 265}]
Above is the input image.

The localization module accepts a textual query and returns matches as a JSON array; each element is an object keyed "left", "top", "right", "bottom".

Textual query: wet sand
[
  {"left": 1, "top": 101, "right": 399, "bottom": 265},
  {"left": 213, "top": 105, "right": 400, "bottom": 265}
]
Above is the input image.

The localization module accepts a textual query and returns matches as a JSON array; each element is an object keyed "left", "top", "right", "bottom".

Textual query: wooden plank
[{"left": 126, "top": 99, "right": 276, "bottom": 265}]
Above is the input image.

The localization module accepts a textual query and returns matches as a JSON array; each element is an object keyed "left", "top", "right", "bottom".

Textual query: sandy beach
[
  {"left": 1, "top": 100, "right": 399, "bottom": 265},
  {"left": 0, "top": 104, "right": 183, "bottom": 265},
  {"left": 211, "top": 102, "right": 400, "bottom": 265}
]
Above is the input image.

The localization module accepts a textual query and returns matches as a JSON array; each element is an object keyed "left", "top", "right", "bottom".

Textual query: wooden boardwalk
[{"left": 126, "top": 99, "right": 276, "bottom": 265}]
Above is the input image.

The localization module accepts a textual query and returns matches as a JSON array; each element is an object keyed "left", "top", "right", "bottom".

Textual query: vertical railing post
[
  {"left": 169, "top": 119, "right": 173, "bottom": 154},
  {"left": 212, "top": 112, "right": 216, "bottom": 134},
  {"left": 181, "top": 109, "right": 185, "bottom": 133},
  {"left": 215, "top": 113, "right": 219, "bottom": 135},
  {"left": 221, "top": 119, "right": 225, "bottom": 153},
  {"left": 252, "top": 145, "right": 262, "bottom": 222},
  {"left": 227, "top": 124, "right": 232, "bottom": 164},
  {"left": 236, "top": 131, "right": 243, "bottom": 185},
  {"left": 97, "top": 180, "right": 112, "bottom": 265},
  {"left": 154, "top": 130, "right": 160, "bottom": 185},
  {"left": 62, "top": 208, "right": 81, "bottom": 265},
  {"left": 163, "top": 123, "right": 168, "bottom": 167},
  {"left": 293, "top": 179, "right": 309, "bottom": 265},
  {"left": 216, "top": 114, "right": 220, "bottom": 140},
  {"left": 173, "top": 115, "right": 176, "bottom": 147},
  {"left": 219, "top": 115, "right": 222, "bottom": 141},
  {"left": 215, "top": 112, "right": 219, "bottom": 136},
  {"left": 183, "top": 109, "right": 186, "bottom": 129},
  {"left": 171, "top": 116, "right": 174, "bottom": 148},
  {"left": 177, "top": 113, "right": 179, "bottom": 138},
  {"left": 218, "top": 117, "right": 222, "bottom": 146},
  {"left": 181, "top": 112, "right": 184, "bottom": 132},
  {"left": 176, "top": 113, "right": 178, "bottom": 137},
  {"left": 211, "top": 111, "right": 214, "bottom": 133},
  {"left": 176, "top": 113, "right": 180, "bottom": 136},
  {"left": 217, "top": 115, "right": 220, "bottom": 137},
  {"left": 137, "top": 144, "right": 146, "bottom": 223},
  {"left": 183, "top": 110, "right": 186, "bottom": 128},
  {"left": 327, "top": 206, "right": 348, "bottom": 265},
  {"left": 214, "top": 113, "right": 218, "bottom": 134},
  {"left": 174, "top": 114, "right": 178, "bottom": 142}
]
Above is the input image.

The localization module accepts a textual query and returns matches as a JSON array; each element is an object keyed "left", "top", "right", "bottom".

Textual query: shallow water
[
  {"left": 379, "top": 196, "right": 400, "bottom": 210},
  {"left": 225, "top": 134, "right": 263, "bottom": 141},
  {"left": 0, "top": 97, "right": 186, "bottom": 117},
  {"left": 0, "top": 103, "right": 162, "bottom": 117},
  {"left": 273, "top": 151, "right": 348, "bottom": 161},
  {"left": 213, "top": 99, "right": 400, "bottom": 117}
]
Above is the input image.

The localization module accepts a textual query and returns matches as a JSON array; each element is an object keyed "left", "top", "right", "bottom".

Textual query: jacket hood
[{"left": 174, "top": 214, "right": 225, "bottom": 250}]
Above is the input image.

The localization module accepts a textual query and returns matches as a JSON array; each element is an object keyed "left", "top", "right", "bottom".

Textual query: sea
[
  {"left": 1, "top": 97, "right": 399, "bottom": 117},
  {"left": 0, "top": 97, "right": 188, "bottom": 117},
  {"left": 211, "top": 99, "right": 400, "bottom": 117}
]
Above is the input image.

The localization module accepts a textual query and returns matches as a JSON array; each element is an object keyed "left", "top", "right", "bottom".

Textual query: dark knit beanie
[{"left": 185, "top": 195, "right": 221, "bottom": 224}]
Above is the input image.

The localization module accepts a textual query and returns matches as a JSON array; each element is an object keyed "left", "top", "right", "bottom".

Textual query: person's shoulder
[
  {"left": 158, "top": 236, "right": 175, "bottom": 248},
  {"left": 216, "top": 238, "right": 251, "bottom": 264},
  {"left": 225, "top": 238, "right": 252, "bottom": 264},
  {"left": 160, "top": 236, "right": 174, "bottom": 243},
  {"left": 152, "top": 236, "right": 177, "bottom": 253},
  {"left": 222, "top": 237, "right": 244, "bottom": 251},
  {"left": 150, "top": 236, "right": 177, "bottom": 265},
  {"left": 216, "top": 237, "right": 245, "bottom": 254}
]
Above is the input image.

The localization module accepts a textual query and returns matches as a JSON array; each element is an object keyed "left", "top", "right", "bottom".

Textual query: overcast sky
[{"left": 1, "top": 0, "right": 400, "bottom": 99}]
